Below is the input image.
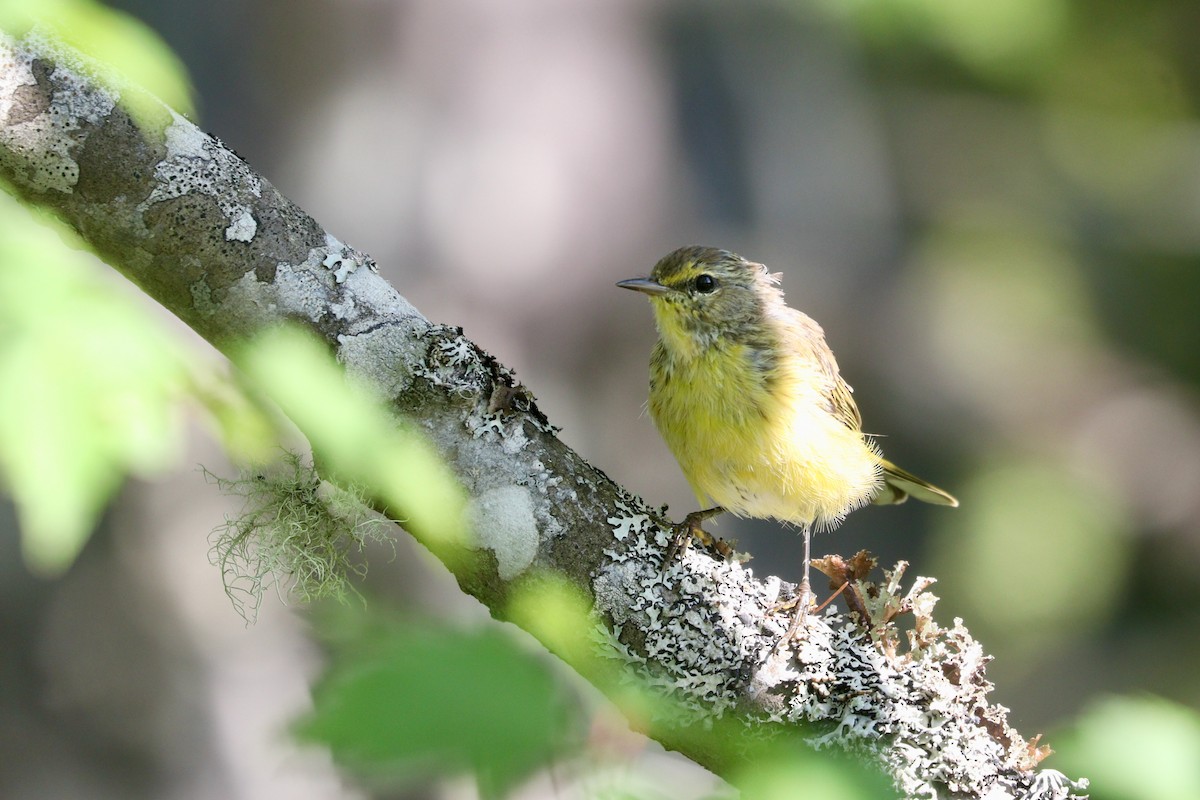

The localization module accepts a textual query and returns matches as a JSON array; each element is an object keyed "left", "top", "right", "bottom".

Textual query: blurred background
[{"left": 3, "top": 0, "right": 1200, "bottom": 797}]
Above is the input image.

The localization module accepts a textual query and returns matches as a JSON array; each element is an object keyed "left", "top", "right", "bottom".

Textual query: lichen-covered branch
[{"left": 0, "top": 28, "right": 1087, "bottom": 799}]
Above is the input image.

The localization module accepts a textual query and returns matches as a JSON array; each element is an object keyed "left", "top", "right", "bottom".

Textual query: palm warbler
[{"left": 618, "top": 246, "right": 956, "bottom": 634}]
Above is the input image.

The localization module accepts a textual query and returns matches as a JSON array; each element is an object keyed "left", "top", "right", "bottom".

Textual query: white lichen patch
[
  {"left": 417, "top": 330, "right": 491, "bottom": 400},
  {"left": 161, "top": 112, "right": 211, "bottom": 160},
  {"left": 467, "top": 484, "right": 539, "bottom": 580},
  {"left": 768, "top": 596, "right": 1087, "bottom": 799},
  {"left": 336, "top": 323, "right": 429, "bottom": 399},
  {"left": 224, "top": 207, "right": 256, "bottom": 241},
  {"left": 594, "top": 496, "right": 785, "bottom": 719},
  {"left": 498, "top": 424, "right": 529, "bottom": 455},
  {"left": 323, "top": 250, "right": 362, "bottom": 283},
  {"left": 330, "top": 297, "right": 355, "bottom": 320},
  {"left": 145, "top": 110, "right": 264, "bottom": 231},
  {"left": 230, "top": 237, "right": 414, "bottom": 334},
  {"left": 317, "top": 237, "right": 423, "bottom": 325},
  {"left": 272, "top": 263, "right": 328, "bottom": 323},
  {"left": 591, "top": 501, "right": 1090, "bottom": 799},
  {"left": 419, "top": 326, "right": 546, "bottom": 418},
  {"left": 324, "top": 251, "right": 352, "bottom": 283},
  {"left": 217, "top": 268, "right": 284, "bottom": 330},
  {"left": 320, "top": 234, "right": 380, "bottom": 284},
  {"left": 0, "top": 30, "right": 115, "bottom": 193}
]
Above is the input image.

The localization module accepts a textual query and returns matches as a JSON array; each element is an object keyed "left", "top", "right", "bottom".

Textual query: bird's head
[{"left": 617, "top": 246, "right": 781, "bottom": 357}]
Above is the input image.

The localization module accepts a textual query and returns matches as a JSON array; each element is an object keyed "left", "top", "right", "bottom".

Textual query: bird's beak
[{"left": 616, "top": 277, "right": 670, "bottom": 296}]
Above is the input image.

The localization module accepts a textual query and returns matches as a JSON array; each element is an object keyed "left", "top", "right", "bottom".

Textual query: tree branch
[{"left": 0, "top": 28, "right": 1088, "bottom": 799}]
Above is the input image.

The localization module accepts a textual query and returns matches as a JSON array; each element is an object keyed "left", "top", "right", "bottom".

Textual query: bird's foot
[
  {"left": 782, "top": 577, "right": 814, "bottom": 641},
  {"left": 772, "top": 578, "right": 852, "bottom": 646},
  {"left": 662, "top": 506, "right": 724, "bottom": 566}
]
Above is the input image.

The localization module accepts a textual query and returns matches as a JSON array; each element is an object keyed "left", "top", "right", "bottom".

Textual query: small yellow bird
[{"left": 618, "top": 246, "right": 956, "bottom": 634}]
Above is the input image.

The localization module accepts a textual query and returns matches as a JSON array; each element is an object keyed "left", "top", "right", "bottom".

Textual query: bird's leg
[
  {"left": 663, "top": 506, "right": 724, "bottom": 565},
  {"left": 784, "top": 525, "right": 815, "bottom": 639}
]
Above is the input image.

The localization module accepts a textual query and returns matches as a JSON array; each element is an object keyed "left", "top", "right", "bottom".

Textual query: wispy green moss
[{"left": 207, "top": 451, "right": 393, "bottom": 622}]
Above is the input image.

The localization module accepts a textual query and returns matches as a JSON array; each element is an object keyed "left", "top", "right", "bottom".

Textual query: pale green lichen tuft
[{"left": 205, "top": 452, "right": 393, "bottom": 621}]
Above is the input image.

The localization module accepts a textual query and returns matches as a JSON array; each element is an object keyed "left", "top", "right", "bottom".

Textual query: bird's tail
[{"left": 873, "top": 459, "right": 959, "bottom": 507}]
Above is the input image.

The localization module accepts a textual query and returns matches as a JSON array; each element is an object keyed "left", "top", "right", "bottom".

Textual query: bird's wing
[
  {"left": 785, "top": 308, "right": 863, "bottom": 432},
  {"left": 829, "top": 375, "right": 863, "bottom": 431}
]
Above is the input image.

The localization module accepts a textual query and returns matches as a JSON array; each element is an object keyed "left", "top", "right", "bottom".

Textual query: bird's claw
[
  {"left": 778, "top": 578, "right": 814, "bottom": 642},
  {"left": 662, "top": 524, "right": 693, "bottom": 565},
  {"left": 661, "top": 506, "right": 724, "bottom": 567}
]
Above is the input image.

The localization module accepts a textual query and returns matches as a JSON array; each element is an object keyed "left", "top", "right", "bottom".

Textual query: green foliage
[
  {"left": 198, "top": 325, "right": 467, "bottom": 620},
  {"left": 231, "top": 326, "right": 467, "bottom": 554},
  {"left": 727, "top": 741, "right": 896, "bottom": 799},
  {"left": 1050, "top": 695, "right": 1200, "bottom": 800},
  {"left": 506, "top": 571, "right": 598, "bottom": 665},
  {"left": 297, "top": 620, "right": 582, "bottom": 798},
  {"left": 0, "top": 195, "right": 188, "bottom": 572},
  {"left": 0, "top": 0, "right": 194, "bottom": 117},
  {"left": 0, "top": 1, "right": 200, "bottom": 573},
  {"left": 809, "top": 0, "right": 1069, "bottom": 82},
  {"left": 930, "top": 455, "right": 1131, "bottom": 655},
  {"left": 0, "top": 191, "right": 279, "bottom": 575}
]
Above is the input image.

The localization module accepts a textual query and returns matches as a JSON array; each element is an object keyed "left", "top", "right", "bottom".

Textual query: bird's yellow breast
[{"left": 648, "top": 334, "right": 881, "bottom": 529}]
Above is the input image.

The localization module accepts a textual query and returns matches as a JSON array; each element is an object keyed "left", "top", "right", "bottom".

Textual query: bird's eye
[{"left": 693, "top": 274, "right": 717, "bottom": 293}]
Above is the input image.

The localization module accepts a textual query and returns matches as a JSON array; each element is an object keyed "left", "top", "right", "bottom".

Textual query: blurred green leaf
[
  {"left": 0, "top": 195, "right": 187, "bottom": 572},
  {"left": 188, "top": 364, "right": 281, "bottom": 466},
  {"left": 507, "top": 571, "right": 597, "bottom": 665},
  {"left": 298, "top": 622, "right": 580, "bottom": 797},
  {"left": 914, "top": 225, "right": 1101, "bottom": 404},
  {"left": 0, "top": 1, "right": 212, "bottom": 574},
  {"left": 233, "top": 326, "right": 467, "bottom": 553},
  {"left": 727, "top": 736, "right": 896, "bottom": 799},
  {"left": 811, "top": 0, "right": 1068, "bottom": 83},
  {"left": 0, "top": 0, "right": 194, "bottom": 117},
  {"left": 931, "top": 456, "right": 1131, "bottom": 651},
  {"left": 1051, "top": 695, "right": 1200, "bottom": 800}
]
